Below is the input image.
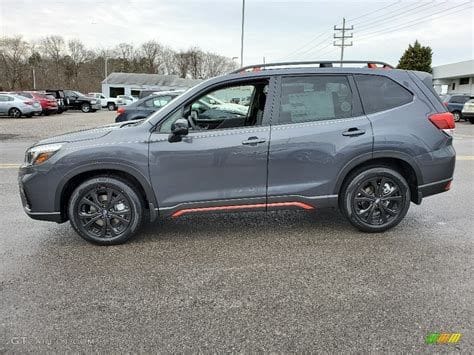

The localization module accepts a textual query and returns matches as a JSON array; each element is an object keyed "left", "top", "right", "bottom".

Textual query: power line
[
  {"left": 278, "top": 1, "right": 407, "bottom": 61},
  {"left": 354, "top": 1, "right": 437, "bottom": 32},
  {"left": 356, "top": 1, "right": 472, "bottom": 41},
  {"left": 349, "top": 1, "right": 402, "bottom": 23}
]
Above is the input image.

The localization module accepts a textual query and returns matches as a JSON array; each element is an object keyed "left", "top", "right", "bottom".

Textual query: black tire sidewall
[
  {"left": 81, "top": 103, "right": 91, "bottom": 113},
  {"left": 68, "top": 177, "right": 143, "bottom": 245},
  {"left": 453, "top": 111, "right": 461, "bottom": 122},
  {"left": 107, "top": 103, "right": 116, "bottom": 111},
  {"left": 341, "top": 167, "right": 411, "bottom": 233},
  {"left": 9, "top": 108, "right": 21, "bottom": 118}
]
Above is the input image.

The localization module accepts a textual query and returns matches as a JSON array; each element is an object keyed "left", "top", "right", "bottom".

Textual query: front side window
[
  {"left": 144, "top": 96, "right": 173, "bottom": 108},
  {"left": 355, "top": 75, "right": 413, "bottom": 114},
  {"left": 277, "top": 75, "right": 353, "bottom": 125},
  {"left": 159, "top": 81, "right": 268, "bottom": 133}
]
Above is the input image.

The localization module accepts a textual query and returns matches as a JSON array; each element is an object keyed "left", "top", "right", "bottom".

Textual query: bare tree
[
  {"left": 0, "top": 36, "right": 30, "bottom": 89},
  {"left": 140, "top": 40, "right": 162, "bottom": 73}
]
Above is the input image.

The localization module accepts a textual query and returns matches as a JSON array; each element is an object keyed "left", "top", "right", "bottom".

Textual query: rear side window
[
  {"left": 355, "top": 75, "right": 413, "bottom": 114},
  {"left": 277, "top": 75, "right": 354, "bottom": 124}
]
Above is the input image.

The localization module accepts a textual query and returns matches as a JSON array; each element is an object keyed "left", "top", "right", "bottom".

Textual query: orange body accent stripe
[{"left": 171, "top": 201, "right": 314, "bottom": 218}]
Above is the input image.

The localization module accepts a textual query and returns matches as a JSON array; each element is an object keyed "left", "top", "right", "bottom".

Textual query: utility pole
[
  {"left": 32, "top": 68, "right": 36, "bottom": 90},
  {"left": 334, "top": 17, "right": 353, "bottom": 67},
  {"left": 240, "top": 0, "right": 245, "bottom": 67}
]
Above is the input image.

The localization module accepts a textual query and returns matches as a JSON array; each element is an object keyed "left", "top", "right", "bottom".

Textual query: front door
[
  {"left": 267, "top": 74, "right": 373, "bottom": 208},
  {"left": 148, "top": 78, "right": 274, "bottom": 217}
]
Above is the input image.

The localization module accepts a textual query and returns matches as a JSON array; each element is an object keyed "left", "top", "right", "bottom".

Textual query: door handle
[
  {"left": 242, "top": 136, "right": 266, "bottom": 145},
  {"left": 342, "top": 128, "right": 366, "bottom": 137}
]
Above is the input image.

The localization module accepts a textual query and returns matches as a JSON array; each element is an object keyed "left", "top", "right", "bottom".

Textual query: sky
[{"left": 0, "top": 0, "right": 473, "bottom": 67}]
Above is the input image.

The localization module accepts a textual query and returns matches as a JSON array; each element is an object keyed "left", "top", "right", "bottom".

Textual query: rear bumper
[
  {"left": 461, "top": 112, "right": 474, "bottom": 118},
  {"left": 417, "top": 178, "right": 452, "bottom": 202}
]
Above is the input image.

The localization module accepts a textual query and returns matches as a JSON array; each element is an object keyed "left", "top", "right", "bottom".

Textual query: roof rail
[{"left": 230, "top": 60, "right": 394, "bottom": 74}]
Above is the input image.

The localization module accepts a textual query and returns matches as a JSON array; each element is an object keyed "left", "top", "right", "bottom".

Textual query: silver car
[{"left": 0, "top": 93, "right": 42, "bottom": 118}]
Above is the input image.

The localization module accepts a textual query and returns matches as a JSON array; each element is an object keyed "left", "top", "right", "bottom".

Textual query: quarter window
[
  {"left": 277, "top": 75, "right": 354, "bottom": 125},
  {"left": 355, "top": 75, "right": 413, "bottom": 114}
]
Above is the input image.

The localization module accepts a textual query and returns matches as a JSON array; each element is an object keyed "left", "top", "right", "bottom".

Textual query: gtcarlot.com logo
[{"left": 426, "top": 333, "right": 462, "bottom": 344}]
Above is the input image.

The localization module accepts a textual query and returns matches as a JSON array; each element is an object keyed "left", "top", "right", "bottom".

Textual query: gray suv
[{"left": 19, "top": 61, "right": 456, "bottom": 245}]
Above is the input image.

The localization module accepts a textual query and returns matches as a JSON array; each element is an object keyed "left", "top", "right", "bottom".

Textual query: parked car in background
[
  {"left": 87, "top": 92, "right": 122, "bottom": 111},
  {"left": 63, "top": 90, "right": 101, "bottom": 113},
  {"left": 461, "top": 99, "right": 474, "bottom": 124},
  {"left": 117, "top": 94, "right": 137, "bottom": 106},
  {"left": 440, "top": 94, "right": 473, "bottom": 122},
  {"left": 115, "top": 91, "right": 183, "bottom": 122},
  {"left": 17, "top": 91, "right": 58, "bottom": 115},
  {"left": 0, "top": 93, "right": 42, "bottom": 118},
  {"left": 45, "top": 89, "right": 67, "bottom": 113}
]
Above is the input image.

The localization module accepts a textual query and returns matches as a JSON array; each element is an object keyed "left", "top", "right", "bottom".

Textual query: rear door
[{"left": 267, "top": 74, "right": 372, "bottom": 207}]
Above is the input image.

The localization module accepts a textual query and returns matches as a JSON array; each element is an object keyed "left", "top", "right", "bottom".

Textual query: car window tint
[
  {"left": 355, "top": 75, "right": 413, "bottom": 114},
  {"left": 277, "top": 75, "right": 353, "bottom": 125},
  {"left": 153, "top": 96, "right": 172, "bottom": 108},
  {"left": 0, "top": 95, "right": 7, "bottom": 102}
]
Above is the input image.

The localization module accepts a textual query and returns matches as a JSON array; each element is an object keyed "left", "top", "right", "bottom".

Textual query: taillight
[
  {"left": 24, "top": 101, "right": 34, "bottom": 105},
  {"left": 117, "top": 107, "right": 125, "bottom": 115},
  {"left": 443, "top": 102, "right": 449, "bottom": 107},
  {"left": 429, "top": 112, "right": 455, "bottom": 135}
]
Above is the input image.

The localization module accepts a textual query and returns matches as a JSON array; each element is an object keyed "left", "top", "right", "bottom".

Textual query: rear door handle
[
  {"left": 242, "top": 136, "right": 266, "bottom": 145},
  {"left": 342, "top": 128, "right": 366, "bottom": 137}
]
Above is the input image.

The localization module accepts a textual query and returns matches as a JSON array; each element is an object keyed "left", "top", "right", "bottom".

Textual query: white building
[
  {"left": 432, "top": 60, "right": 474, "bottom": 95},
  {"left": 101, "top": 73, "right": 202, "bottom": 97}
]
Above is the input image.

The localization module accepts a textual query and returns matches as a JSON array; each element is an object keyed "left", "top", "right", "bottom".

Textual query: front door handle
[
  {"left": 342, "top": 128, "right": 366, "bottom": 137},
  {"left": 242, "top": 136, "right": 266, "bottom": 145}
]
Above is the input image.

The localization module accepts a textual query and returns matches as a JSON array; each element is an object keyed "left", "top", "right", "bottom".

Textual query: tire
[
  {"left": 25, "top": 114, "right": 33, "bottom": 118},
  {"left": 107, "top": 102, "right": 116, "bottom": 111},
  {"left": 8, "top": 107, "right": 22, "bottom": 118},
  {"left": 452, "top": 111, "right": 462, "bottom": 122},
  {"left": 340, "top": 166, "right": 411, "bottom": 233},
  {"left": 469, "top": 117, "right": 474, "bottom": 124},
  {"left": 68, "top": 176, "right": 144, "bottom": 245},
  {"left": 81, "top": 103, "right": 91, "bottom": 113}
]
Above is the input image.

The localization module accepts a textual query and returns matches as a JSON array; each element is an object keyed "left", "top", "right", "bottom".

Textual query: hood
[{"left": 34, "top": 122, "right": 125, "bottom": 146}]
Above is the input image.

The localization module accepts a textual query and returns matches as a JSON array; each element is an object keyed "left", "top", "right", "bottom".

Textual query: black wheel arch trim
[
  {"left": 334, "top": 150, "right": 424, "bottom": 195},
  {"left": 54, "top": 162, "right": 158, "bottom": 219}
]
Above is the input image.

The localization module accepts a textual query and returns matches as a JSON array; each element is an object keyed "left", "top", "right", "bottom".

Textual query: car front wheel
[
  {"left": 107, "top": 102, "right": 116, "bottom": 111},
  {"left": 81, "top": 103, "right": 91, "bottom": 113},
  {"left": 452, "top": 111, "right": 461, "bottom": 122},
  {"left": 68, "top": 177, "right": 143, "bottom": 245},
  {"left": 340, "top": 167, "right": 410, "bottom": 233}
]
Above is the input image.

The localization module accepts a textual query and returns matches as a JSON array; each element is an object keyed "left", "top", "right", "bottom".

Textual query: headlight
[
  {"left": 25, "top": 143, "right": 63, "bottom": 166},
  {"left": 90, "top": 100, "right": 97, "bottom": 104}
]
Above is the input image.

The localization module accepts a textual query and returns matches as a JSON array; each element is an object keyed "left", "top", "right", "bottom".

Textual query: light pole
[{"left": 240, "top": 0, "right": 245, "bottom": 67}]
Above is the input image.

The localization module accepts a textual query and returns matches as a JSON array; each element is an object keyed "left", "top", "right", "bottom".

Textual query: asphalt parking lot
[{"left": 1, "top": 111, "right": 473, "bottom": 352}]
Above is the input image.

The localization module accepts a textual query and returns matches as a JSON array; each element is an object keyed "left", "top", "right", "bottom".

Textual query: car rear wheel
[
  {"left": 452, "top": 111, "right": 461, "bottom": 122},
  {"left": 68, "top": 177, "right": 143, "bottom": 245},
  {"left": 81, "top": 103, "right": 91, "bottom": 113},
  {"left": 107, "top": 102, "right": 116, "bottom": 111},
  {"left": 340, "top": 167, "right": 410, "bottom": 233},
  {"left": 8, "top": 108, "right": 22, "bottom": 118}
]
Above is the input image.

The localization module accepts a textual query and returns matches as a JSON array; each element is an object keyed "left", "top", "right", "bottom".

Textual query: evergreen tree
[{"left": 397, "top": 40, "right": 433, "bottom": 73}]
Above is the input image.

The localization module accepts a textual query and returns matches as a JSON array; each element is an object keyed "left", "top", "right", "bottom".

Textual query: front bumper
[
  {"left": 18, "top": 166, "right": 63, "bottom": 223},
  {"left": 461, "top": 111, "right": 474, "bottom": 119}
]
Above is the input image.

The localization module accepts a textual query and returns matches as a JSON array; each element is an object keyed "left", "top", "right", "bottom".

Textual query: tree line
[{"left": 0, "top": 35, "right": 238, "bottom": 92}]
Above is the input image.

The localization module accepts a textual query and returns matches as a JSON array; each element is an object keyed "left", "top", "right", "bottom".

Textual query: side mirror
[{"left": 168, "top": 118, "right": 189, "bottom": 142}]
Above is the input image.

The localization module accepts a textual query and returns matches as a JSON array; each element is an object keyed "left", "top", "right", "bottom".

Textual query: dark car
[
  {"left": 19, "top": 60, "right": 455, "bottom": 245},
  {"left": 115, "top": 91, "right": 182, "bottom": 122},
  {"left": 45, "top": 89, "right": 67, "bottom": 113},
  {"left": 63, "top": 90, "right": 102, "bottom": 113},
  {"left": 440, "top": 94, "right": 473, "bottom": 121}
]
